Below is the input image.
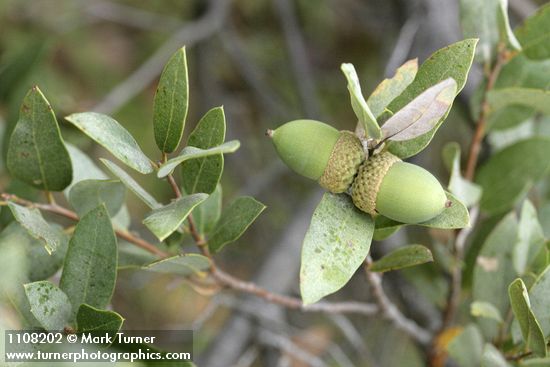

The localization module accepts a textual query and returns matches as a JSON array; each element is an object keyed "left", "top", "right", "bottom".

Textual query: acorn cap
[
  {"left": 352, "top": 152, "right": 447, "bottom": 223},
  {"left": 270, "top": 120, "right": 340, "bottom": 180},
  {"left": 352, "top": 152, "right": 401, "bottom": 215},
  {"left": 318, "top": 131, "right": 365, "bottom": 193}
]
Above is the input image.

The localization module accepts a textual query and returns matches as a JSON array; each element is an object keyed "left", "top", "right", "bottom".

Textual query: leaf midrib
[
  {"left": 30, "top": 95, "right": 49, "bottom": 190},
  {"left": 161, "top": 55, "right": 181, "bottom": 152}
]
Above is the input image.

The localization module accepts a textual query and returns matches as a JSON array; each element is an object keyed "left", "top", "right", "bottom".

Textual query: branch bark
[
  {"left": 464, "top": 47, "right": 508, "bottom": 181},
  {"left": 364, "top": 256, "right": 432, "bottom": 345},
  {"left": 1, "top": 191, "right": 377, "bottom": 318}
]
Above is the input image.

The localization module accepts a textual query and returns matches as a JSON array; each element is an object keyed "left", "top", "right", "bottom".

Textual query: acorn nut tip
[
  {"left": 352, "top": 152, "right": 447, "bottom": 224},
  {"left": 271, "top": 120, "right": 448, "bottom": 224}
]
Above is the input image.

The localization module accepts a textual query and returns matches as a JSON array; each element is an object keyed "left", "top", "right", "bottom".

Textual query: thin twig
[
  {"left": 160, "top": 174, "right": 379, "bottom": 316},
  {"left": 213, "top": 267, "right": 378, "bottom": 316},
  {"left": 364, "top": 256, "right": 431, "bottom": 345},
  {"left": 464, "top": 45, "right": 508, "bottom": 181},
  {"left": 93, "top": 0, "right": 231, "bottom": 114},
  {"left": 1, "top": 193, "right": 167, "bottom": 257},
  {"left": 166, "top": 173, "right": 183, "bottom": 199},
  {"left": 3, "top": 181, "right": 377, "bottom": 319}
]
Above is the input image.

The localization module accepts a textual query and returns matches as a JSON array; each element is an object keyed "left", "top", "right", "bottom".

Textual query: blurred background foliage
[{"left": 0, "top": 0, "right": 549, "bottom": 366}]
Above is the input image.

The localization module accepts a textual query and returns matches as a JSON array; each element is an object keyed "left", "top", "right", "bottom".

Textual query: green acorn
[
  {"left": 268, "top": 120, "right": 365, "bottom": 193},
  {"left": 269, "top": 120, "right": 448, "bottom": 224},
  {"left": 351, "top": 152, "right": 447, "bottom": 223}
]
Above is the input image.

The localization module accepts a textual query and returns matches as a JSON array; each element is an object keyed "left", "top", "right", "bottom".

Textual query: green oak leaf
[
  {"left": 65, "top": 112, "right": 153, "bottom": 174},
  {"left": 300, "top": 193, "right": 374, "bottom": 305},
  {"left": 60, "top": 205, "right": 117, "bottom": 318},
  {"left": 24, "top": 281, "right": 72, "bottom": 331},
  {"left": 153, "top": 47, "right": 189, "bottom": 153},
  {"left": 7, "top": 86, "right": 72, "bottom": 191},
  {"left": 208, "top": 196, "right": 266, "bottom": 253},
  {"left": 181, "top": 107, "right": 227, "bottom": 195},
  {"left": 143, "top": 193, "right": 208, "bottom": 241}
]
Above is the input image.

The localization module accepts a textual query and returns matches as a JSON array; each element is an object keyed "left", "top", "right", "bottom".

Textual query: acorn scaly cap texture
[
  {"left": 351, "top": 152, "right": 401, "bottom": 216},
  {"left": 271, "top": 120, "right": 340, "bottom": 180},
  {"left": 318, "top": 131, "right": 365, "bottom": 193}
]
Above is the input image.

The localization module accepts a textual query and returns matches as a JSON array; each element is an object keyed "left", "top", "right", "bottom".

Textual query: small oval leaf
[
  {"left": 381, "top": 78, "right": 457, "bottom": 142},
  {"left": 369, "top": 245, "right": 433, "bottom": 273},
  {"left": 208, "top": 196, "right": 266, "bottom": 253},
  {"left": 153, "top": 47, "right": 189, "bottom": 153},
  {"left": 442, "top": 142, "right": 482, "bottom": 207},
  {"left": 525, "top": 266, "right": 550, "bottom": 343},
  {"left": 69, "top": 179, "right": 126, "bottom": 218},
  {"left": 181, "top": 107, "right": 226, "bottom": 195},
  {"left": 101, "top": 158, "right": 161, "bottom": 210},
  {"left": 60, "top": 205, "right": 117, "bottom": 318},
  {"left": 0, "top": 222, "right": 67, "bottom": 282},
  {"left": 142, "top": 254, "right": 211, "bottom": 276},
  {"left": 473, "top": 213, "right": 518, "bottom": 338},
  {"left": 193, "top": 184, "right": 222, "bottom": 235},
  {"left": 477, "top": 138, "right": 550, "bottom": 215},
  {"left": 509, "top": 278, "right": 547, "bottom": 357},
  {"left": 367, "top": 59, "right": 418, "bottom": 118},
  {"left": 341, "top": 63, "right": 381, "bottom": 139},
  {"left": 514, "top": 200, "right": 545, "bottom": 275},
  {"left": 300, "top": 193, "right": 374, "bottom": 305},
  {"left": 76, "top": 303, "right": 124, "bottom": 333},
  {"left": 386, "top": 39, "right": 477, "bottom": 158},
  {"left": 24, "top": 281, "right": 72, "bottom": 331},
  {"left": 64, "top": 144, "right": 108, "bottom": 193},
  {"left": 488, "top": 88, "right": 550, "bottom": 115},
  {"left": 470, "top": 301, "right": 504, "bottom": 323},
  {"left": 7, "top": 86, "right": 72, "bottom": 191},
  {"left": 7, "top": 202, "right": 64, "bottom": 254},
  {"left": 158, "top": 140, "right": 240, "bottom": 178},
  {"left": 515, "top": 3, "right": 550, "bottom": 60},
  {"left": 143, "top": 193, "right": 208, "bottom": 241},
  {"left": 65, "top": 112, "right": 153, "bottom": 174},
  {"left": 481, "top": 343, "right": 510, "bottom": 367}
]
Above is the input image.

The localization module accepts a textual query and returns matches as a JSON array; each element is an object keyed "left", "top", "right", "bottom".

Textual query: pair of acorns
[{"left": 268, "top": 120, "right": 447, "bottom": 224}]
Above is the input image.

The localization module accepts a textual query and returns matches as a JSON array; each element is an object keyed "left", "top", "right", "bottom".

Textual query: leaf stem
[
  {"left": 505, "top": 341, "right": 550, "bottom": 361},
  {"left": 45, "top": 191, "right": 56, "bottom": 205}
]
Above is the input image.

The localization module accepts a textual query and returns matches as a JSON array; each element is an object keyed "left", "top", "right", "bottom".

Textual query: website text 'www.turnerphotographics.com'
[{"left": 4, "top": 330, "right": 193, "bottom": 363}]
